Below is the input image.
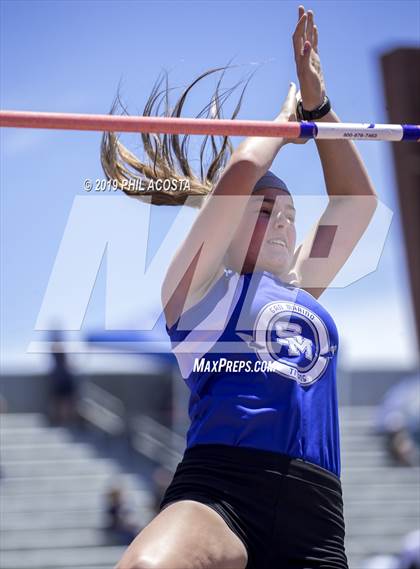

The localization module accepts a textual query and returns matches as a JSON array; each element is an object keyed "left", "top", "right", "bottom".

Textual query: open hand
[{"left": 293, "top": 5, "right": 326, "bottom": 111}]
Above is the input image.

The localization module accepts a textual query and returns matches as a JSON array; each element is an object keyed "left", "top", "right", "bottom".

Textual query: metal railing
[
  {"left": 77, "top": 382, "right": 126, "bottom": 436},
  {"left": 78, "top": 381, "right": 184, "bottom": 471},
  {"left": 131, "top": 414, "right": 185, "bottom": 472}
]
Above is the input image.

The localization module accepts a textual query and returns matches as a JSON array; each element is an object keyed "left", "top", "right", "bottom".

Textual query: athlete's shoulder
[{"left": 166, "top": 266, "right": 243, "bottom": 336}]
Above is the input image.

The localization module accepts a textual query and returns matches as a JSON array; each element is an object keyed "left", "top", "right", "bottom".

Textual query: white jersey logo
[
  {"left": 251, "top": 301, "right": 335, "bottom": 386},
  {"left": 275, "top": 322, "right": 315, "bottom": 361}
]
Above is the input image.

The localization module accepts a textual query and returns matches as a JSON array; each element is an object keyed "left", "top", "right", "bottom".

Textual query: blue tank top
[{"left": 166, "top": 269, "right": 342, "bottom": 477}]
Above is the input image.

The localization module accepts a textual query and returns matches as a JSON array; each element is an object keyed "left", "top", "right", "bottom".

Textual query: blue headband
[{"left": 252, "top": 170, "right": 291, "bottom": 195}]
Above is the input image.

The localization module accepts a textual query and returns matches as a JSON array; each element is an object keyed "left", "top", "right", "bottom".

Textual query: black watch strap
[{"left": 296, "top": 95, "right": 331, "bottom": 121}]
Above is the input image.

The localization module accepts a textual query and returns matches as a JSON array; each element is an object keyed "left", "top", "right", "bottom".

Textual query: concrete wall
[
  {"left": 337, "top": 367, "right": 419, "bottom": 406},
  {"left": 0, "top": 370, "right": 173, "bottom": 425},
  {"left": 1, "top": 366, "right": 418, "bottom": 420}
]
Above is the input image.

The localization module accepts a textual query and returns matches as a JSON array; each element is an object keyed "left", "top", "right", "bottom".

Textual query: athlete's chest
[{"left": 229, "top": 272, "right": 339, "bottom": 386}]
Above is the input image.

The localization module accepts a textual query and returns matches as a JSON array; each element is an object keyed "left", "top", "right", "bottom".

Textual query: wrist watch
[{"left": 296, "top": 95, "right": 331, "bottom": 121}]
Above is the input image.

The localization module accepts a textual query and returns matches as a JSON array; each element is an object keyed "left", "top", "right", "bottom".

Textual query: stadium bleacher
[{"left": 0, "top": 408, "right": 419, "bottom": 569}]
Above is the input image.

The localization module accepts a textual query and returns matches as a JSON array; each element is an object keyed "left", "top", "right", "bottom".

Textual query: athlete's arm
[
  {"left": 162, "top": 85, "right": 299, "bottom": 328},
  {"left": 289, "top": 6, "right": 378, "bottom": 299}
]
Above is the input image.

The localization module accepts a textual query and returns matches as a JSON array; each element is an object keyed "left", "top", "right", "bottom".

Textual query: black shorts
[{"left": 159, "top": 443, "right": 348, "bottom": 569}]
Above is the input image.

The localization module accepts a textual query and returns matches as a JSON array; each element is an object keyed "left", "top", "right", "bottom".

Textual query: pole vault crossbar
[{"left": 0, "top": 110, "right": 419, "bottom": 141}]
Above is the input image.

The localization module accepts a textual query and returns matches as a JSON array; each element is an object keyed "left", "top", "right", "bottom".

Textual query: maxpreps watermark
[
  {"left": 193, "top": 357, "right": 277, "bottom": 374},
  {"left": 83, "top": 177, "right": 190, "bottom": 193}
]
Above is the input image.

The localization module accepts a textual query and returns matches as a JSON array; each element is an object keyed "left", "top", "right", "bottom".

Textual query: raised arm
[
  {"left": 162, "top": 84, "right": 300, "bottom": 327},
  {"left": 289, "top": 6, "right": 378, "bottom": 297}
]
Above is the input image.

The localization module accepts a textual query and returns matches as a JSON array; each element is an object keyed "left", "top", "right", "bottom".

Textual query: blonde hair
[{"left": 100, "top": 66, "right": 253, "bottom": 208}]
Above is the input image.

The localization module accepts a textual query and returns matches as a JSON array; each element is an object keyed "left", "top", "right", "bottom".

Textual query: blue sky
[{"left": 1, "top": 0, "right": 419, "bottom": 373}]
